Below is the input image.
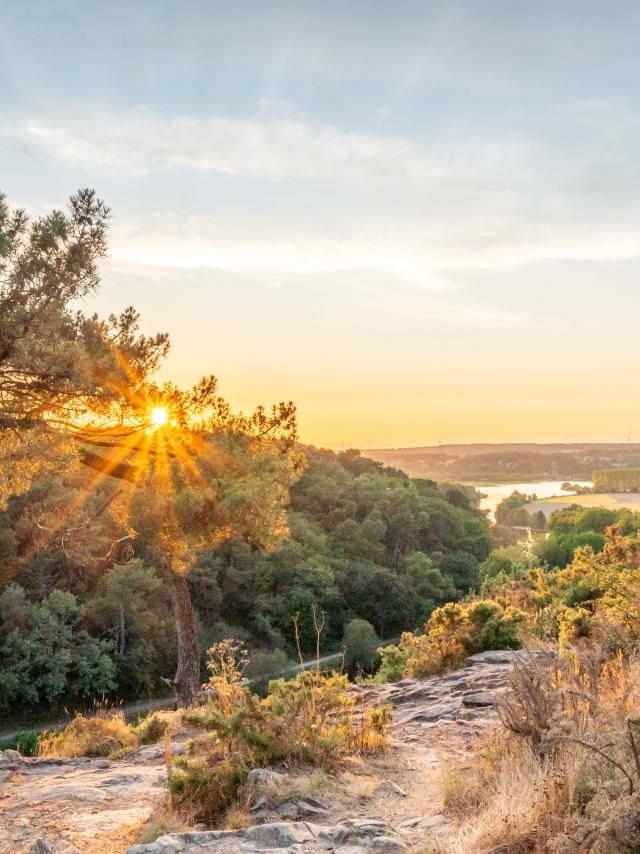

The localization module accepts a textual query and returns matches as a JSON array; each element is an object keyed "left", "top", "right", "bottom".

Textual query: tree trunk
[{"left": 170, "top": 569, "right": 200, "bottom": 707}]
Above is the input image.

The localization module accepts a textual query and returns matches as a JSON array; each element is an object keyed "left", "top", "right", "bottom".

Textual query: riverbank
[
  {"left": 474, "top": 480, "right": 592, "bottom": 520},
  {"left": 526, "top": 491, "right": 640, "bottom": 519}
]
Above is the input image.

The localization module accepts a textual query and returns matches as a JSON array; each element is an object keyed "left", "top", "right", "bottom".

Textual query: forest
[
  {"left": 0, "top": 444, "right": 492, "bottom": 714},
  {"left": 593, "top": 467, "right": 640, "bottom": 492},
  {"left": 368, "top": 444, "right": 640, "bottom": 482}
]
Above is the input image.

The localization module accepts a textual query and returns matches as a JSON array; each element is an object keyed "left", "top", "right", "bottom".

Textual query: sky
[{"left": 3, "top": 0, "right": 640, "bottom": 448}]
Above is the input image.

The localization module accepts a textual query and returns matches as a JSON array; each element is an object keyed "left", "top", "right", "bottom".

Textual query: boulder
[
  {"left": 461, "top": 692, "right": 496, "bottom": 707},
  {"left": 244, "top": 822, "right": 316, "bottom": 847},
  {"left": 319, "top": 823, "right": 350, "bottom": 843},
  {"left": 371, "top": 838, "right": 407, "bottom": 851},
  {"left": 295, "top": 797, "right": 330, "bottom": 817},
  {"left": 127, "top": 830, "right": 237, "bottom": 853},
  {"left": 246, "top": 768, "right": 286, "bottom": 788},
  {"left": 373, "top": 780, "right": 407, "bottom": 798}
]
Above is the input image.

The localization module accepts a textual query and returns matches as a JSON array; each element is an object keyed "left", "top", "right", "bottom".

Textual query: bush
[
  {"left": 134, "top": 710, "right": 179, "bottom": 744},
  {"left": 440, "top": 646, "right": 640, "bottom": 853},
  {"left": 37, "top": 712, "right": 138, "bottom": 758},
  {"left": 342, "top": 619, "right": 380, "bottom": 677},
  {"left": 169, "top": 642, "right": 391, "bottom": 821},
  {"left": 479, "top": 544, "right": 531, "bottom": 594},
  {"left": 398, "top": 600, "right": 525, "bottom": 678},
  {"left": 0, "top": 585, "right": 116, "bottom": 711},
  {"left": 375, "top": 644, "right": 409, "bottom": 683},
  {"left": 0, "top": 731, "right": 39, "bottom": 756},
  {"left": 536, "top": 531, "right": 605, "bottom": 569}
]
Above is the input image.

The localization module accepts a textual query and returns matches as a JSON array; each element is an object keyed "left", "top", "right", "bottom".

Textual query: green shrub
[
  {"left": 0, "top": 586, "right": 116, "bottom": 711},
  {"left": 398, "top": 600, "right": 525, "bottom": 678},
  {"left": 134, "top": 711, "right": 177, "bottom": 744},
  {"left": 0, "top": 731, "right": 39, "bottom": 756},
  {"left": 170, "top": 642, "right": 391, "bottom": 821},
  {"left": 375, "top": 645, "right": 409, "bottom": 683},
  {"left": 342, "top": 618, "right": 380, "bottom": 677}
]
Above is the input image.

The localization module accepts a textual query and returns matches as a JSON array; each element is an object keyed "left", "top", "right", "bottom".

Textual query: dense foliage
[
  {"left": 389, "top": 503, "right": 640, "bottom": 685},
  {"left": 0, "top": 446, "right": 492, "bottom": 714},
  {"left": 377, "top": 599, "right": 524, "bottom": 680},
  {"left": 593, "top": 466, "right": 640, "bottom": 492}
]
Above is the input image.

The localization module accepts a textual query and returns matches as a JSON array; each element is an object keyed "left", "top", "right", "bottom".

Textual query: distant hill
[{"left": 362, "top": 443, "right": 640, "bottom": 483}]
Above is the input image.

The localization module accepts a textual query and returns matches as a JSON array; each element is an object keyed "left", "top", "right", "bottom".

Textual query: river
[{"left": 477, "top": 480, "right": 592, "bottom": 520}]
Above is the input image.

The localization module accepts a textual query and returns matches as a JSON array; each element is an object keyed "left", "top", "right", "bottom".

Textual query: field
[{"left": 527, "top": 492, "right": 640, "bottom": 518}]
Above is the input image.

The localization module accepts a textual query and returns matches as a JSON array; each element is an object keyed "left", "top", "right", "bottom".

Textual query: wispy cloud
[
  {"left": 0, "top": 105, "right": 550, "bottom": 190},
  {"left": 384, "top": 290, "right": 525, "bottom": 328},
  {"left": 108, "top": 214, "right": 454, "bottom": 289},
  {"left": 6, "top": 103, "right": 640, "bottom": 292},
  {"left": 7, "top": 102, "right": 638, "bottom": 195},
  {"left": 3, "top": 108, "right": 442, "bottom": 181}
]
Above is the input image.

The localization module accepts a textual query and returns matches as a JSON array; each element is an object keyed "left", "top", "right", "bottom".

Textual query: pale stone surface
[
  {"left": 371, "top": 838, "right": 407, "bottom": 851},
  {"left": 247, "top": 768, "right": 287, "bottom": 787},
  {"left": 373, "top": 781, "right": 407, "bottom": 798},
  {"left": 244, "top": 821, "right": 317, "bottom": 846}
]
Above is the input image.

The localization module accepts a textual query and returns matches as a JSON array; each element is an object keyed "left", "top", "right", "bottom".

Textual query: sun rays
[{"left": 150, "top": 406, "right": 168, "bottom": 428}]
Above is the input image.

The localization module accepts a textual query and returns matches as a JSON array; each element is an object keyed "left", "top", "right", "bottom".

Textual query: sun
[{"left": 150, "top": 406, "right": 168, "bottom": 427}]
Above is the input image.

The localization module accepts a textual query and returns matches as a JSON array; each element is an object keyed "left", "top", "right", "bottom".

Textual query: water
[{"left": 478, "top": 481, "right": 593, "bottom": 520}]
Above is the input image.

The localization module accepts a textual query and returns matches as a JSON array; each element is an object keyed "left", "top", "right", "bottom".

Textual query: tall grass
[
  {"left": 37, "top": 712, "right": 138, "bottom": 758},
  {"left": 436, "top": 646, "right": 640, "bottom": 853},
  {"left": 36, "top": 709, "right": 177, "bottom": 759}
]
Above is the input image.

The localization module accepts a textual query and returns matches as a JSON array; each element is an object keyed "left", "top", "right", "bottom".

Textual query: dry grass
[
  {"left": 248, "top": 770, "right": 330, "bottom": 811},
  {"left": 37, "top": 712, "right": 139, "bottom": 758},
  {"left": 136, "top": 808, "right": 193, "bottom": 844},
  {"left": 435, "top": 647, "right": 640, "bottom": 853},
  {"left": 36, "top": 708, "right": 179, "bottom": 759},
  {"left": 224, "top": 804, "right": 252, "bottom": 830},
  {"left": 134, "top": 710, "right": 181, "bottom": 744},
  {"left": 439, "top": 738, "right": 574, "bottom": 853}
]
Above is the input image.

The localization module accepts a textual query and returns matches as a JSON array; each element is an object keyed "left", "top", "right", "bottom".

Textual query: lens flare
[{"left": 151, "top": 407, "right": 168, "bottom": 427}]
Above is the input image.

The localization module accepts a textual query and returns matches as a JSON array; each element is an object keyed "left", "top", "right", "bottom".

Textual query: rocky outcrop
[
  {"left": 127, "top": 818, "right": 411, "bottom": 853},
  {"left": 354, "top": 649, "right": 522, "bottom": 747},
  {"left": 0, "top": 650, "right": 525, "bottom": 853},
  {"left": 0, "top": 742, "right": 168, "bottom": 853}
]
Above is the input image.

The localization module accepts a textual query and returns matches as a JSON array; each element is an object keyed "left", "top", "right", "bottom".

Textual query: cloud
[
  {"left": 3, "top": 108, "right": 444, "bottom": 181},
  {"left": 107, "top": 214, "right": 456, "bottom": 291},
  {"left": 0, "top": 105, "right": 547, "bottom": 190},
  {"left": 105, "top": 203, "right": 640, "bottom": 282},
  {"left": 7, "top": 101, "right": 635, "bottom": 195},
  {"left": 6, "top": 101, "right": 640, "bottom": 279},
  {"left": 413, "top": 300, "right": 524, "bottom": 328}
]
